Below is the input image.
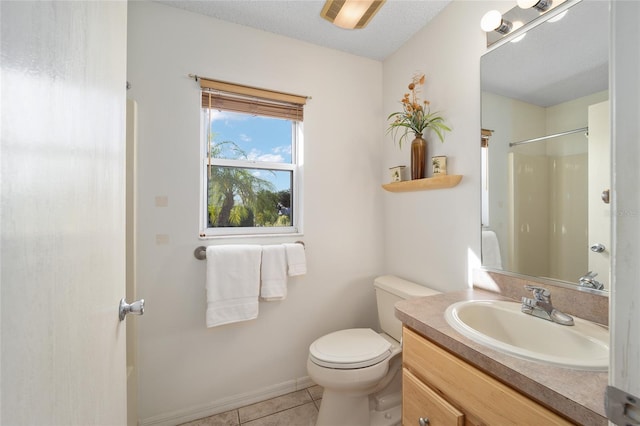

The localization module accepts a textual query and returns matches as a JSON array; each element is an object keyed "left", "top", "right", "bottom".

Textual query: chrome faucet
[
  {"left": 579, "top": 271, "right": 604, "bottom": 290},
  {"left": 521, "top": 285, "right": 574, "bottom": 326}
]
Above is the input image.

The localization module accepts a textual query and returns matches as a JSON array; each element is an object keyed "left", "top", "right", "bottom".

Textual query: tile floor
[{"left": 180, "top": 385, "right": 323, "bottom": 426}]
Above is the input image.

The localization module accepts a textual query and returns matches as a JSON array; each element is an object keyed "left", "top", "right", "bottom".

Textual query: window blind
[{"left": 199, "top": 77, "right": 306, "bottom": 121}]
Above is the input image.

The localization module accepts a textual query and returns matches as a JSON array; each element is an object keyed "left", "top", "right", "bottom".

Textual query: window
[{"left": 198, "top": 78, "right": 306, "bottom": 237}]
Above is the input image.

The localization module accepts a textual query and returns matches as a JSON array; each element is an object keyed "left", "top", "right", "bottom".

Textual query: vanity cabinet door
[
  {"left": 403, "top": 368, "right": 464, "bottom": 426},
  {"left": 402, "top": 327, "right": 574, "bottom": 426}
]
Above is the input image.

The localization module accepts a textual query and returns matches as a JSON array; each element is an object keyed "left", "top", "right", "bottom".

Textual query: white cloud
[
  {"left": 247, "top": 148, "right": 284, "bottom": 163},
  {"left": 209, "top": 110, "right": 248, "bottom": 123},
  {"left": 258, "top": 154, "right": 285, "bottom": 162},
  {"left": 272, "top": 145, "right": 292, "bottom": 155}
]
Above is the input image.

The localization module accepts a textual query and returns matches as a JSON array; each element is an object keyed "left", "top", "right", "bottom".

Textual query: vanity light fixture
[
  {"left": 517, "top": 0, "right": 553, "bottom": 12},
  {"left": 480, "top": 10, "right": 513, "bottom": 34},
  {"left": 482, "top": 0, "right": 568, "bottom": 47},
  {"left": 320, "top": 0, "right": 386, "bottom": 30}
]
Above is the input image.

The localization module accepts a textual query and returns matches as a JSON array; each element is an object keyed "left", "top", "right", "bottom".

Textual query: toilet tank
[{"left": 374, "top": 275, "right": 440, "bottom": 342}]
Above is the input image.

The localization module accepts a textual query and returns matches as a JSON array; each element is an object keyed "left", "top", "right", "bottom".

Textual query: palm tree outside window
[{"left": 198, "top": 78, "right": 305, "bottom": 237}]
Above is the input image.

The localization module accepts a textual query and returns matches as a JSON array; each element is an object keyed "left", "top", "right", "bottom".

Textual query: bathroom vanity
[{"left": 396, "top": 289, "right": 608, "bottom": 426}]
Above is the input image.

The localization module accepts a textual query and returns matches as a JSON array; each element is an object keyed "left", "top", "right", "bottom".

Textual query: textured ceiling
[
  {"left": 481, "top": 0, "right": 609, "bottom": 107},
  {"left": 153, "top": 0, "right": 452, "bottom": 61},
  {"left": 153, "top": 0, "right": 606, "bottom": 106}
]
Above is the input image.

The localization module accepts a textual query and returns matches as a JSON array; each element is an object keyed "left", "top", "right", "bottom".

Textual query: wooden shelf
[{"left": 382, "top": 174, "right": 462, "bottom": 192}]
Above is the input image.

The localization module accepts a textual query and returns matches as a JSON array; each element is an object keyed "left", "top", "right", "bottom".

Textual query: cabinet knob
[{"left": 419, "top": 417, "right": 430, "bottom": 426}]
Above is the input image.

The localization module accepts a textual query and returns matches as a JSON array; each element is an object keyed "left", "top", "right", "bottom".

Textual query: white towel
[
  {"left": 205, "top": 245, "right": 262, "bottom": 327},
  {"left": 260, "top": 245, "right": 288, "bottom": 301},
  {"left": 284, "top": 243, "right": 306, "bottom": 276},
  {"left": 482, "top": 230, "right": 503, "bottom": 269}
]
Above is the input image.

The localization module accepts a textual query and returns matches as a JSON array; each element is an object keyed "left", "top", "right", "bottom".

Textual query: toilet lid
[{"left": 309, "top": 328, "right": 392, "bottom": 369}]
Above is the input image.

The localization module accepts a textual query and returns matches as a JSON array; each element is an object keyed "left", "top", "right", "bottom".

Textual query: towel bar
[{"left": 194, "top": 241, "right": 305, "bottom": 260}]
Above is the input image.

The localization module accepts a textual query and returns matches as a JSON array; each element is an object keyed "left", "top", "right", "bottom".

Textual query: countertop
[{"left": 395, "top": 289, "right": 607, "bottom": 426}]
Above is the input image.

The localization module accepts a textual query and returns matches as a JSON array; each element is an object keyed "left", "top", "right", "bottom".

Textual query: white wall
[
  {"left": 127, "top": 2, "right": 384, "bottom": 423},
  {"left": 382, "top": 1, "right": 497, "bottom": 290}
]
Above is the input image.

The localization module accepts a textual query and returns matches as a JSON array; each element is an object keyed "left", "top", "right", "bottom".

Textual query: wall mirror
[{"left": 480, "top": 0, "right": 610, "bottom": 292}]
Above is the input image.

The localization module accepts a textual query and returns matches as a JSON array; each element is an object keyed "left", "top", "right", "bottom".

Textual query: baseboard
[{"left": 139, "top": 376, "right": 316, "bottom": 426}]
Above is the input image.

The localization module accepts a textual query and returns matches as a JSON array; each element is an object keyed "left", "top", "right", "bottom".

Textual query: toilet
[{"left": 307, "top": 275, "right": 440, "bottom": 426}]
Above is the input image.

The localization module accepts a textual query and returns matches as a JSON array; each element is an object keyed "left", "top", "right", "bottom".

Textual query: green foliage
[
  {"left": 254, "top": 190, "right": 280, "bottom": 226},
  {"left": 229, "top": 205, "right": 249, "bottom": 226},
  {"left": 206, "top": 138, "right": 292, "bottom": 229},
  {"left": 276, "top": 215, "right": 290, "bottom": 226},
  {"left": 208, "top": 205, "right": 219, "bottom": 227}
]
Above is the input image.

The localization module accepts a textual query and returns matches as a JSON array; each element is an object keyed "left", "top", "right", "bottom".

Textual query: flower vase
[{"left": 411, "top": 133, "right": 427, "bottom": 180}]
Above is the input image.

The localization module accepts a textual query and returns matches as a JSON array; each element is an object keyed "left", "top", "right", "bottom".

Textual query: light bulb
[
  {"left": 517, "top": 0, "right": 539, "bottom": 9},
  {"left": 517, "top": 0, "right": 553, "bottom": 11},
  {"left": 480, "top": 10, "right": 503, "bottom": 32},
  {"left": 480, "top": 10, "right": 512, "bottom": 34}
]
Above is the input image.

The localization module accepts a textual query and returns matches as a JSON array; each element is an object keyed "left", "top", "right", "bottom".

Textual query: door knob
[
  {"left": 119, "top": 298, "right": 145, "bottom": 321},
  {"left": 591, "top": 243, "right": 606, "bottom": 253}
]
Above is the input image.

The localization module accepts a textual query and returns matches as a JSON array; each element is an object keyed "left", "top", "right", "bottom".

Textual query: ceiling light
[
  {"left": 517, "top": 0, "right": 553, "bottom": 12},
  {"left": 320, "top": 0, "right": 386, "bottom": 30},
  {"left": 480, "top": 10, "right": 513, "bottom": 34}
]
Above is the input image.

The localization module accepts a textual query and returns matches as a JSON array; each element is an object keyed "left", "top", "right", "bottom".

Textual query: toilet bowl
[{"left": 307, "top": 276, "right": 440, "bottom": 426}]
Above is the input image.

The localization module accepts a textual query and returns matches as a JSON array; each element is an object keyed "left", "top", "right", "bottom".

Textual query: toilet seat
[{"left": 309, "top": 328, "right": 392, "bottom": 369}]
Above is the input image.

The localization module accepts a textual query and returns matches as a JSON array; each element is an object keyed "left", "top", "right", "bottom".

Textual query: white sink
[{"left": 444, "top": 300, "right": 609, "bottom": 371}]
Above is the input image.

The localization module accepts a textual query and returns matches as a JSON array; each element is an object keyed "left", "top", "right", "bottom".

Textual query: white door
[
  {"left": 610, "top": 1, "right": 640, "bottom": 422},
  {"left": 587, "top": 101, "right": 610, "bottom": 289},
  {"left": 126, "top": 99, "right": 140, "bottom": 426},
  {"left": 1, "top": 2, "right": 129, "bottom": 425}
]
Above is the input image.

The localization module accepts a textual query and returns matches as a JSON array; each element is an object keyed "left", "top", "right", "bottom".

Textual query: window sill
[{"left": 198, "top": 232, "right": 304, "bottom": 241}]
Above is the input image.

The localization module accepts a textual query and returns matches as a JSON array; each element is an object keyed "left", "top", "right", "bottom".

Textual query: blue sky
[{"left": 208, "top": 110, "right": 293, "bottom": 192}]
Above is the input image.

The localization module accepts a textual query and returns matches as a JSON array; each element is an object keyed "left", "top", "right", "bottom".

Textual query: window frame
[{"left": 199, "top": 110, "right": 303, "bottom": 238}]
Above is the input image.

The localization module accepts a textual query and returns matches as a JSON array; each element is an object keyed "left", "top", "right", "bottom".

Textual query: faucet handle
[
  {"left": 524, "top": 285, "right": 550, "bottom": 302},
  {"left": 579, "top": 271, "right": 604, "bottom": 289}
]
